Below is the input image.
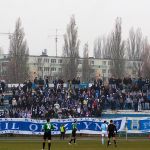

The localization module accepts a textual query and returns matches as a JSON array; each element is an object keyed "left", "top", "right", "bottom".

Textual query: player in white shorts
[{"left": 101, "top": 120, "right": 108, "bottom": 145}]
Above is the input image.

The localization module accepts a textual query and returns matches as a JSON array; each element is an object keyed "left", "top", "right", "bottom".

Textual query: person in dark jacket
[{"left": 107, "top": 120, "right": 117, "bottom": 147}]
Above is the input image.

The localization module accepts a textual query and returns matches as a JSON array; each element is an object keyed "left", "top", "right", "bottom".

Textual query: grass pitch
[{"left": 0, "top": 139, "right": 150, "bottom": 150}]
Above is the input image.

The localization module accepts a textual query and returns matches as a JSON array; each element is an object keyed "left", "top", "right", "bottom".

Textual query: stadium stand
[{"left": 0, "top": 76, "right": 150, "bottom": 118}]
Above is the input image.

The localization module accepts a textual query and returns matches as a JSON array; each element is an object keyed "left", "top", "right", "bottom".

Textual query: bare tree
[
  {"left": 126, "top": 28, "right": 143, "bottom": 76},
  {"left": 7, "top": 18, "right": 29, "bottom": 83},
  {"left": 35, "top": 57, "right": 45, "bottom": 78},
  {"left": 141, "top": 38, "right": 150, "bottom": 78},
  {"left": 93, "top": 37, "right": 103, "bottom": 58},
  {"left": 82, "top": 43, "right": 91, "bottom": 82},
  {"left": 94, "top": 36, "right": 111, "bottom": 59},
  {"left": 62, "top": 15, "right": 80, "bottom": 81},
  {"left": 103, "top": 36, "right": 113, "bottom": 59},
  {"left": 110, "top": 17, "right": 125, "bottom": 78}
]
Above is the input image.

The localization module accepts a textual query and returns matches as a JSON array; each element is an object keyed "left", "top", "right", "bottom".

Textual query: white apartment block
[
  {"left": 28, "top": 53, "right": 142, "bottom": 81},
  {"left": 0, "top": 50, "right": 141, "bottom": 82}
]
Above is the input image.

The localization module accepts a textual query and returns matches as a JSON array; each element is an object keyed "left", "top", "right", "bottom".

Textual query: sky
[{"left": 0, "top": 0, "right": 150, "bottom": 57}]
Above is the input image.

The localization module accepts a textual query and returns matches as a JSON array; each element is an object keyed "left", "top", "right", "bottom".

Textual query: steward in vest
[{"left": 60, "top": 124, "right": 66, "bottom": 140}]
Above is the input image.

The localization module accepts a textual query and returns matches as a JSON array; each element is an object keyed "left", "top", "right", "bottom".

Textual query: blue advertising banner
[
  {"left": 127, "top": 117, "right": 150, "bottom": 133},
  {"left": 0, "top": 118, "right": 125, "bottom": 135}
]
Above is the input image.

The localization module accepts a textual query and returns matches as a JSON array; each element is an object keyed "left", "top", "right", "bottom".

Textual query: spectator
[{"left": 0, "top": 76, "right": 150, "bottom": 119}]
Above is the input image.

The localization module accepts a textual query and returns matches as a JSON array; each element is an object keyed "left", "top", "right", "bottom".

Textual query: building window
[
  {"left": 58, "top": 59, "right": 62, "bottom": 63},
  {"left": 102, "top": 61, "right": 106, "bottom": 65},
  {"left": 2, "top": 62, "right": 8, "bottom": 66},
  {"left": 51, "top": 67, "right": 56, "bottom": 71},
  {"left": 78, "top": 60, "right": 82, "bottom": 64},
  {"left": 91, "top": 69, "right": 95, "bottom": 72},
  {"left": 51, "top": 59, "right": 56, "bottom": 63},
  {"left": 44, "top": 67, "right": 49, "bottom": 71},
  {"left": 58, "top": 68, "right": 62, "bottom": 72},
  {"left": 108, "top": 61, "right": 111, "bottom": 65},
  {"left": 38, "top": 67, "right": 42, "bottom": 71},
  {"left": 91, "top": 60, "right": 94, "bottom": 65},
  {"left": 108, "top": 69, "right": 111, "bottom": 73},
  {"left": 38, "top": 58, "right": 42, "bottom": 63},
  {"left": 2, "top": 70, "right": 7, "bottom": 75},
  {"left": 102, "top": 69, "right": 106, "bottom": 73},
  {"left": 44, "top": 58, "right": 49, "bottom": 63}
]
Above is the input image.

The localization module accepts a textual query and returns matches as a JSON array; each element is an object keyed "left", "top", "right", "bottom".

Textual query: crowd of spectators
[{"left": 0, "top": 76, "right": 150, "bottom": 119}]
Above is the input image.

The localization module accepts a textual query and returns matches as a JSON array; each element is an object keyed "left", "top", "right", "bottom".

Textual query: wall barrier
[{"left": 0, "top": 117, "right": 149, "bottom": 135}]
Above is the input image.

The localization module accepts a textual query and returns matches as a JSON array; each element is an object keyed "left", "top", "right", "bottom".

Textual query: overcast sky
[{"left": 0, "top": 0, "right": 150, "bottom": 56}]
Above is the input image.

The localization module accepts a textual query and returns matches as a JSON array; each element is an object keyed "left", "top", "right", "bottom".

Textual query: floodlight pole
[{"left": 55, "top": 29, "right": 58, "bottom": 57}]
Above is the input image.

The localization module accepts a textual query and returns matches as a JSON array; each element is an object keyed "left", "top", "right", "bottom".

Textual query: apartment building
[
  {"left": 28, "top": 53, "right": 142, "bottom": 81},
  {"left": 0, "top": 53, "right": 9, "bottom": 80},
  {"left": 0, "top": 50, "right": 141, "bottom": 82}
]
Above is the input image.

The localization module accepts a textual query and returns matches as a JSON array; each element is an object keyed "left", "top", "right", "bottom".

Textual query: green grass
[{"left": 0, "top": 139, "right": 150, "bottom": 150}]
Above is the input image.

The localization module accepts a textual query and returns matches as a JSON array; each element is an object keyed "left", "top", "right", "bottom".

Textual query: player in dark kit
[
  {"left": 69, "top": 120, "right": 78, "bottom": 144},
  {"left": 107, "top": 120, "right": 117, "bottom": 147},
  {"left": 42, "top": 118, "right": 55, "bottom": 150}
]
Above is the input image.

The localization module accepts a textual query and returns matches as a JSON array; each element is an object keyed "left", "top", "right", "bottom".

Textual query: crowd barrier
[{"left": 0, "top": 117, "right": 149, "bottom": 135}]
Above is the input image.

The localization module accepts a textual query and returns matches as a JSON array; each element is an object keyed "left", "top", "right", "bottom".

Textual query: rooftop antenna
[
  {"left": 48, "top": 29, "right": 63, "bottom": 57},
  {"left": 0, "top": 32, "right": 13, "bottom": 51},
  {"left": 0, "top": 32, "right": 13, "bottom": 39}
]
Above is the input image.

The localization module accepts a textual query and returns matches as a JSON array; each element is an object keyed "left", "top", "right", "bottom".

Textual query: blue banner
[
  {"left": 127, "top": 117, "right": 150, "bottom": 133},
  {"left": 0, "top": 118, "right": 125, "bottom": 135},
  {"left": 1, "top": 117, "right": 150, "bottom": 134}
]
